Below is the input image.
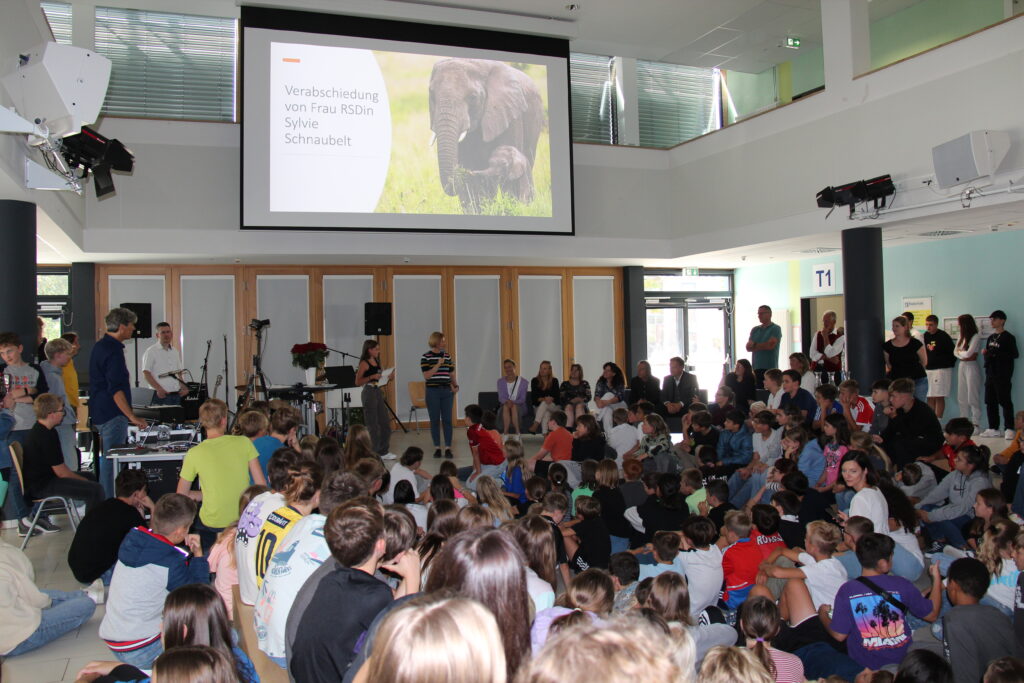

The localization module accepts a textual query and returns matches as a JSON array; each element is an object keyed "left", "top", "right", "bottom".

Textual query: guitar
[{"left": 212, "top": 374, "right": 222, "bottom": 402}]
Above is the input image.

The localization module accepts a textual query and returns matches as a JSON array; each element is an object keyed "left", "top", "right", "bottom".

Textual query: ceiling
[
  {"left": 396, "top": 0, "right": 926, "bottom": 74},
  {"left": 676, "top": 198, "right": 1024, "bottom": 268}
]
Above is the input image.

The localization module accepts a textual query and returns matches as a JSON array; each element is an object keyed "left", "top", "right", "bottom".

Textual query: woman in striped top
[{"left": 421, "top": 331, "right": 458, "bottom": 459}]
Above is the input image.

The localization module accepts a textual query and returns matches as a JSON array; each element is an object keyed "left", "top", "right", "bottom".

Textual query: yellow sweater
[{"left": 62, "top": 360, "right": 80, "bottom": 410}]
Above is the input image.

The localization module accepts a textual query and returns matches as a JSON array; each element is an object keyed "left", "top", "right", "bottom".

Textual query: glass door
[{"left": 686, "top": 304, "right": 730, "bottom": 396}]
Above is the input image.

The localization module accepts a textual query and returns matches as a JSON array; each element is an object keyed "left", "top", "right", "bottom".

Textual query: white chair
[{"left": 10, "top": 443, "right": 81, "bottom": 551}]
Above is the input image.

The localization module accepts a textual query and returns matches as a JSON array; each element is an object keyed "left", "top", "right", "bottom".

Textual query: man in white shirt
[
  {"left": 141, "top": 322, "right": 189, "bottom": 406},
  {"left": 809, "top": 311, "right": 845, "bottom": 387}
]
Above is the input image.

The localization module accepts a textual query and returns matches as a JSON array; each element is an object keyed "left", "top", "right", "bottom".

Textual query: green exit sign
[
  {"left": 682, "top": 267, "right": 699, "bottom": 277},
  {"left": 785, "top": 37, "right": 801, "bottom": 48}
]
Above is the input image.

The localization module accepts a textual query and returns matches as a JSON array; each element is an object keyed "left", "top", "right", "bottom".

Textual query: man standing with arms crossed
[
  {"left": 747, "top": 305, "right": 782, "bottom": 390},
  {"left": 90, "top": 308, "right": 148, "bottom": 497},
  {"left": 142, "top": 322, "right": 189, "bottom": 406}
]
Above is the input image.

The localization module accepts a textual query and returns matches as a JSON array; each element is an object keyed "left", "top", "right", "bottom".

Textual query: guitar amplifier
[{"left": 183, "top": 382, "right": 208, "bottom": 420}]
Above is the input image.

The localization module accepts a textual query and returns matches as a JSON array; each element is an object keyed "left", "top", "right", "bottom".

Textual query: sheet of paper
[{"left": 378, "top": 367, "right": 395, "bottom": 387}]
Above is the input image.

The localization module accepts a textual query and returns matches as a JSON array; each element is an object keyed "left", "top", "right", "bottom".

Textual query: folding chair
[{"left": 10, "top": 443, "right": 81, "bottom": 551}]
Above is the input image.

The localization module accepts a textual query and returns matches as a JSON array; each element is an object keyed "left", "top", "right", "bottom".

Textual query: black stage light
[
  {"left": 816, "top": 186, "right": 836, "bottom": 208},
  {"left": 61, "top": 125, "right": 134, "bottom": 197}
]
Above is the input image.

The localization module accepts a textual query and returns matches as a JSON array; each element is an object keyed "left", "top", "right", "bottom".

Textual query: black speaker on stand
[
  {"left": 364, "top": 302, "right": 392, "bottom": 336},
  {"left": 119, "top": 302, "right": 152, "bottom": 388}
]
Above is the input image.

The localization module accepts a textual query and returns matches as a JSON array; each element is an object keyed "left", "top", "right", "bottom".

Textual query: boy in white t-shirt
[
  {"left": 235, "top": 448, "right": 300, "bottom": 605},
  {"left": 753, "top": 520, "right": 846, "bottom": 626},
  {"left": 674, "top": 515, "right": 725, "bottom": 618},
  {"left": 607, "top": 407, "right": 639, "bottom": 465}
]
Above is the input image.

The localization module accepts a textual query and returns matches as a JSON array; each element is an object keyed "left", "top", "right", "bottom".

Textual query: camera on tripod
[{"left": 248, "top": 318, "right": 270, "bottom": 331}]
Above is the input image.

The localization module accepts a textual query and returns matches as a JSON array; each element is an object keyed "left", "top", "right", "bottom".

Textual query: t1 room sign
[{"left": 812, "top": 263, "right": 836, "bottom": 294}]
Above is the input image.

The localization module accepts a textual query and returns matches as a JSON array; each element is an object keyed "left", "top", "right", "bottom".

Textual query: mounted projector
[{"left": 61, "top": 126, "right": 134, "bottom": 198}]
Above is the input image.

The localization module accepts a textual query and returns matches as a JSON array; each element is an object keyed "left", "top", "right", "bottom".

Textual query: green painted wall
[
  {"left": 726, "top": 68, "right": 777, "bottom": 122},
  {"left": 870, "top": 0, "right": 1006, "bottom": 70},
  {"left": 789, "top": 45, "right": 825, "bottom": 96}
]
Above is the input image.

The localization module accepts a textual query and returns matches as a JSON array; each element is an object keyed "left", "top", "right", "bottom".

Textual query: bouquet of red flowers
[{"left": 290, "top": 342, "right": 328, "bottom": 369}]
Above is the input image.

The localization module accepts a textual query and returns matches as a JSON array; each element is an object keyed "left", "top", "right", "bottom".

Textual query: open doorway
[{"left": 800, "top": 294, "right": 845, "bottom": 355}]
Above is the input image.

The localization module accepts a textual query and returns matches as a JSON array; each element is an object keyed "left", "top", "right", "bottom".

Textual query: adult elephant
[{"left": 429, "top": 58, "right": 545, "bottom": 213}]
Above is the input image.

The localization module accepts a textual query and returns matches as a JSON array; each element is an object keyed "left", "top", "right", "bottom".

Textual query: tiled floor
[
  {"left": 1, "top": 426, "right": 1010, "bottom": 682},
  {"left": 0, "top": 424, "right": 540, "bottom": 683}
]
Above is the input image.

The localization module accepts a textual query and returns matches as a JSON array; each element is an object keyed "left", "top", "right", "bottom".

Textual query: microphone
[{"left": 159, "top": 369, "right": 185, "bottom": 378}]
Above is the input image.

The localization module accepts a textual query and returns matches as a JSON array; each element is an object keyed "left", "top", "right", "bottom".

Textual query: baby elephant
[{"left": 466, "top": 145, "right": 533, "bottom": 207}]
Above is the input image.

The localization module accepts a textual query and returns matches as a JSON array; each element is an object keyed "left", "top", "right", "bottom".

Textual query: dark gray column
[
  {"left": 70, "top": 262, "right": 96, "bottom": 384},
  {"left": 622, "top": 266, "right": 647, "bottom": 371},
  {"left": 0, "top": 200, "right": 38, "bottom": 360},
  {"left": 842, "top": 227, "right": 884, "bottom": 386}
]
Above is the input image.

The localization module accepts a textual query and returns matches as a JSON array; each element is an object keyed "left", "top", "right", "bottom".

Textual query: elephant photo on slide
[{"left": 429, "top": 58, "right": 545, "bottom": 214}]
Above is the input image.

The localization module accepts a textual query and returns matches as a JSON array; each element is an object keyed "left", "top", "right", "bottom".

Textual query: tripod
[{"left": 236, "top": 322, "right": 270, "bottom": 418}]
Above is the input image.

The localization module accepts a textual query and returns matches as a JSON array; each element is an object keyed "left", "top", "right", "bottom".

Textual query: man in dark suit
[{"left": 661, "top": 356, "right": 699, "bottom": 432}]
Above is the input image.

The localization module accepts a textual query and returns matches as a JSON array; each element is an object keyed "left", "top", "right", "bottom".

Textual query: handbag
[{"left": 855, "top": 575, "right": 908, "bottom": 614}]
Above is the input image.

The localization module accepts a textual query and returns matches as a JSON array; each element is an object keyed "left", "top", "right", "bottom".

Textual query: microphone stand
[
  {"left": 324, "top": 345, "right": 407, "bottom": 434},
  {"left": 199, "top": 340, "right": 212, "bottom": 400}
]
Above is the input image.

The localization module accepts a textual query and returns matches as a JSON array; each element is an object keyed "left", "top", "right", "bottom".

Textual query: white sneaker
[
  {"left": 86, "top": 578, "right": 105, "bottom": 605},
  {"left": 381, "top": 452, "right": 398, "bottom": 460},
  {"left": 980, "top": 429, "right": 1000, "bottom": 438},
  {"left": 1006, "top": 429, "right": 1016, "bottom": 440}
]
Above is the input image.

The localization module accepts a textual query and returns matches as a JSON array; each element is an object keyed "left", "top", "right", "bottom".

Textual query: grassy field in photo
[{"left": 373, "top": 52, "right": 552, "bottom": 217}]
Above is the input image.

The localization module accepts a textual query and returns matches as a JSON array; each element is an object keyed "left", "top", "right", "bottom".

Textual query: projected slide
[
  {"left": 268, "top": 43, "right": 550, "bottom": 218},
  {"left": 243, "top": 19, "right": 571, "bottom": 234}
]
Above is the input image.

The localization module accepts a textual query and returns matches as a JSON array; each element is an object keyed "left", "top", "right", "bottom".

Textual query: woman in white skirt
[{"left": 954, "top": 314, "right": 983, "bottom": 433}]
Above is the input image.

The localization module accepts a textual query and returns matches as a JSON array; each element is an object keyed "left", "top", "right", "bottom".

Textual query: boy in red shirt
[
  {"left": 461, "top": 404, "right": 505, "bottom": 488},
  {"left": 750, "top": 504, "right": 786, "bottom": 560},
  {"left": 920, "top": 417, "right": 973, "bottom": 471},
  {"left": 528, "top": 410, "right": 573, "bottom": 477},
  {"left": 721, "top": 510, "right": 761, "bottom": 610}
]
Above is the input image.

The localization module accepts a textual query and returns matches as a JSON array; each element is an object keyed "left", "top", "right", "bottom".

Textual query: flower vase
[{"left": 304, "top": 367, "right": 317, "bottom": 386}]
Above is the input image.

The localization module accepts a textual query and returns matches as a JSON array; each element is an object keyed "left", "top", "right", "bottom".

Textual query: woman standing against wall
[
  {"left": 883, "top": 316, "right": 928, "bottom": 403},
  {"left": 955, "top": 315, "right": 983, "bottom": 434},
  {"left": 421, "top": 332, "right": 458, "bottom": 459},
  {"left": 356, "top": 339, "right": 392, "bottom": 458}
]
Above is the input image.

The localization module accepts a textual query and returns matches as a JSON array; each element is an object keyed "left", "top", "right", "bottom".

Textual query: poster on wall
[
  {"left": 941, "top": 315, "right": 993, "bottom": 342},
  {"left": 900, "top": 296, "right": 932, "bottom": 332}
]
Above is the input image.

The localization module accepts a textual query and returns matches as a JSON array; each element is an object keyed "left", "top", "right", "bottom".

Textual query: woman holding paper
[{"left": 357, "top": 339, "right": 393, "bottom": 458}]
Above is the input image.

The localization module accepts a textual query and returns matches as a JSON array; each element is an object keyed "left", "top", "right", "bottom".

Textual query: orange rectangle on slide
[{"left": 282, "top": 58, "right": 300, "bottom": 63}]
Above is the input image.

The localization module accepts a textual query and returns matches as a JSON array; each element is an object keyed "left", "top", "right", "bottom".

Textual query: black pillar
[
  {"left": 622, "top": 266, "right": 647, "bottom": 372},
  {"left": 842, "top": 227, "right": 885, "bottom": 387},
  {"left": 70, "top": 262, "right": 96, "bottom": 385},
  {"left": 0, "top": 200, "right": 38, "bottom": 360}
]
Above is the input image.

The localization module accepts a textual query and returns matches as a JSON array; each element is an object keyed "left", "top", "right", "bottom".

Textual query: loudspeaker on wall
[
  {"left": 364, "top": 302, "right": 392, "bottom": 336},
  {"left": 119, "top": 302, "right": 152, "bottom": 338}
]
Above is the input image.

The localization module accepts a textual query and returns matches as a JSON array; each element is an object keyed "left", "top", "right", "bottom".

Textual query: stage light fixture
[{"left": 60, "top": 126, "right": 134, "bottom": 198}]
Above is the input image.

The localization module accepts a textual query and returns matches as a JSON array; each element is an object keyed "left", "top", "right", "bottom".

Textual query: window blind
[
  {"left": 636, "top": 60, "right": 717, "bottom": 148},
  {"left": 94, "top": 7, "right": 236, "bottom": 121},
  {"left": 570, "top": 53, "right": 616, "bottom": 145},
  {"left": 41, "top": 2, "right": 73, "bottom": 45}
]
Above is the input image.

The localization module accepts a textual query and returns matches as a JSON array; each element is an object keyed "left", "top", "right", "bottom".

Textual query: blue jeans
[
  {"left": 97, "top": 415, "right": 129, "bottom": 498},
  {"left": 727, "top": 470, "right": 767, "bottom": 509},
  {"left": 113, "top": 637, "right": 164, "bottom": 669},
  {"left": 4, "top": 430, "right": 31, "bottom": 520},
  {"left": 610, "top": 535, "right": 630, "bottom": 554},
  {"left": 5, "top": 589, "right": 95, "bottom": 656},
  {"left": 794, "top": 642, "right": 864, "bottom": 681},
  {"left": 921, "top": 506, "right": 971, "bottom": 548},
  {"left": 151, "top": 393, "right": 182, "bottom": 406},
  {"left": 457, "top": 463, "right": 503, "bottom": 490},
  {"left": 425, "top": 385, "right": 454, "bottom": 448},
  {"left": 836, "top": 489, "right": 855, "bottom": 513},
  {"left": 914, "top": 376, "right": 928, "bottom": 404}
]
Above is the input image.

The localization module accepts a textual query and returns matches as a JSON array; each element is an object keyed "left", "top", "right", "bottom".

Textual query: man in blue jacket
[{"left": 705, "top": 409, "right": 753, "bottom": 478}]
